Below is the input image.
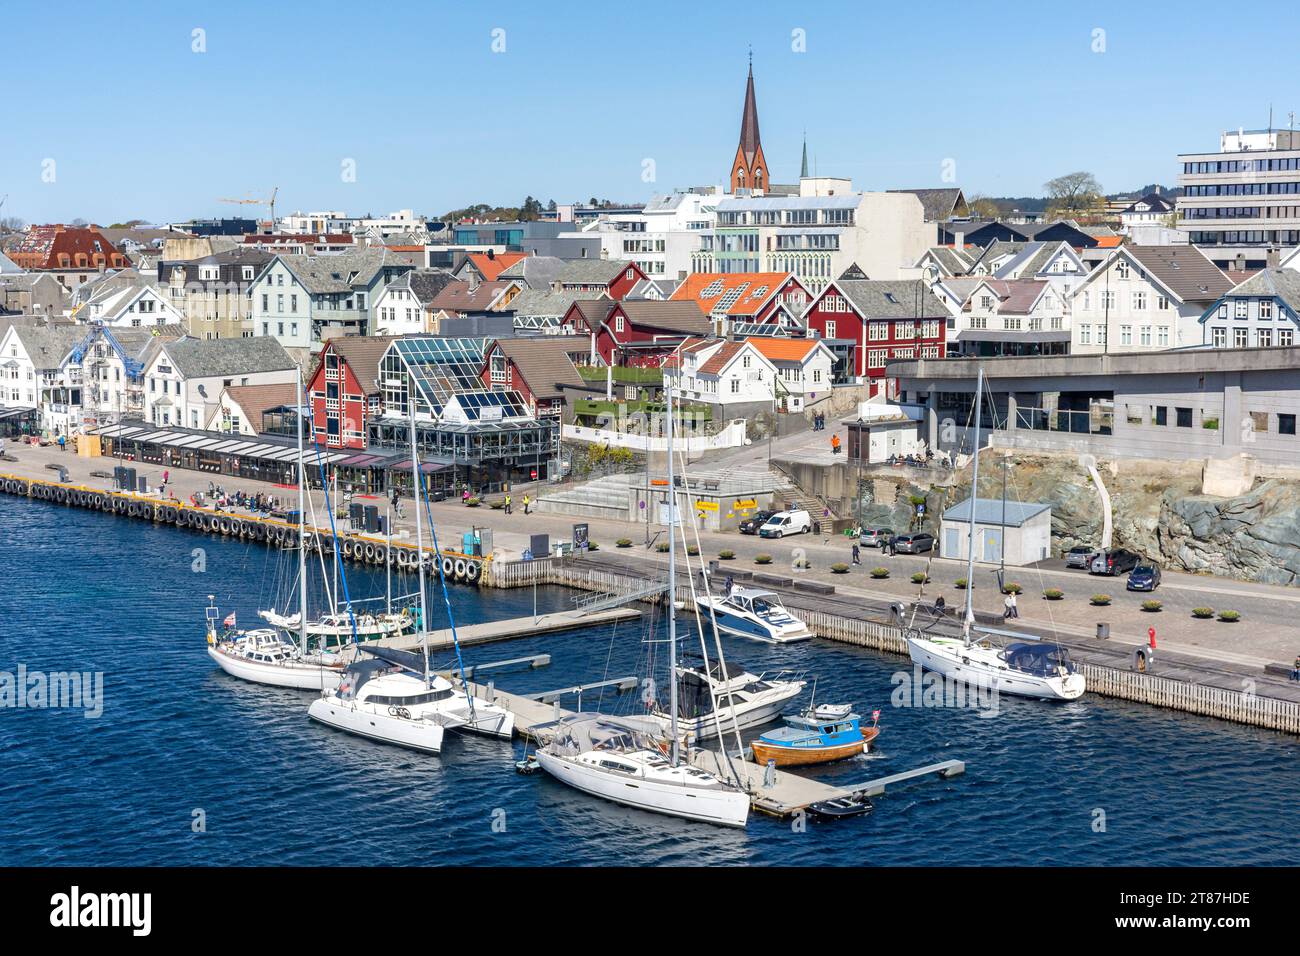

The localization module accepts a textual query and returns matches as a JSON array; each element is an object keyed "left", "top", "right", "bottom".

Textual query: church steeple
[
  {"left": 800, "top": 131, "right": 808, "bottom": 179},
  {"left": 729, "top": 57, "right": 768, "bottom": 195}
]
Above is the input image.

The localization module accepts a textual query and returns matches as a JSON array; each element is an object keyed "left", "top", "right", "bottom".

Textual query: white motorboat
[
  {"left": 653, "top": 657, "right": 805, "bottom": 740},
  {"left": 532, "top": 385, "right": 750, "bottom": 827},
  {"left": 533, "top": 714, "right": 749, "bottom": 828},
  {"left": 205, "top": 614, "right": 344, "bottom": 691},
  {"left": 696, "top": 587, "right": 812, "bottom": 643},
  {"left": 903, "top": 366, "right": 1086, "bottom": 703}
]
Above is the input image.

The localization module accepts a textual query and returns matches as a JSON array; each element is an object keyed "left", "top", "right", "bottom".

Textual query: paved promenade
[{"left": 5, "top": 438, "right": 1300, "bottom": 674}]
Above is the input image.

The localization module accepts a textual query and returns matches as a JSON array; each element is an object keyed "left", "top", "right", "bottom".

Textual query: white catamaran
[
  {"left": 206, "top": 377, "right": 346, "bottom": 690},
  {"left": 904, "top": 367, "right": 1086, "bottom": 702},
  {"left": 534, "top": 386, "right": 750, "bottom": 827}
]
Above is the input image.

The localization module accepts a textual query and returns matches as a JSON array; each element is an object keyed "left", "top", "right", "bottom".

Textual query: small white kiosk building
[{"left": 940, "top": 497, "right": 1052, "bottom": 566}]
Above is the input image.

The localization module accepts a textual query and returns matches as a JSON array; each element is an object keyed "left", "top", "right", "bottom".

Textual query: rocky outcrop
[
  {"left": 856, "top": 452, "right": 1300, "bottom": 585},
  {"left": 1159, "top": 481, "right": 1300, "bottom": 586}
]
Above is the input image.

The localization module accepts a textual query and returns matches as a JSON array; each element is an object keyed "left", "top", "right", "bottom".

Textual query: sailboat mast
[
  {"left": 408, "top": 396, "right": 432, "bottom": 686},
  {"left": 962, "top": 367, "right": 983, "bottom": 640},
  {"left": 385, "top": 502, "right": 392, "bottom": 616},
  {"left": 296, "top": 372, "right": 309, "bottom": 656},
  {"left": 666, "top": 385, "right": 679, "bottom": 768}
]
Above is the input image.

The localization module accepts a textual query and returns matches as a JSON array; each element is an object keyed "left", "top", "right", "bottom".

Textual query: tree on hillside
[
  {"left": 1044, "top": 172, "right": 1103, "bottom": 220},
  {"left": 964, "top": 194, "right": 1003, "bottom": 219}
]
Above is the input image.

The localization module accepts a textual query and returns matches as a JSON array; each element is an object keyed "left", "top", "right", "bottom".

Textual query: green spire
[{"left": 800, "top": 131, "right": 809, "bottom": 179}]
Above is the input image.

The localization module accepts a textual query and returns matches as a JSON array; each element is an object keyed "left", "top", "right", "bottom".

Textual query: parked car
[
  {"left": 1064, "top": 545, "right": 1096, "bottom": 569},
  {"left": 739, "top": 510, "right": 776, "bottom": 535},
  {"left": 1090, "top": 549, "right": 1141, "bottom": 576},
  {"left": 1127, "top": 564, "right": 1162, "bottom": 591},
  {"left": 893, "top": 532, "right": 935, "bottom": 554},
  {"left": 860, "top": 527, "right": 894, "bottom": 548},
  {"left": 758, "top": 510, "right": 812, "bottom": 538}
]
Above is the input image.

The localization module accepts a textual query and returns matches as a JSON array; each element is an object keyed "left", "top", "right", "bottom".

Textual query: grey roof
[
  {"left": 993, "top": 241, "right": 1055, "bottom": 279},
  {"left": 836, "top": 279, "right": 948, "bottom": 319},
  {"left": 496, "top": 255, "right": 567, "bottom": 290},
  {"left": 159, "top": 335, "right": 295, "bottom": 379},
  {"left": 8, "top": 324, "right": 86, "bottom": 370},
  {"left": 1124, "top": 245, "right": 1233, "bottom": 304},
  {"left": 886, "top": 188, "right": 966, "bottom": 221},
  {"left": 1122, "top": 193, "right": 1175, "bottom": 215},
  {"left": 0, "top": 251, "right": 21, "bottom": 274},
  {"left": 507, "top": 288, "right": 580, "bottom": 318},
  {"left": 277, "top": 250, "right": 401, "bottom": 294},
  {"left": 1221, "top": 268, "right": 1300, "bottom": 313},
  {"left": 925, "top": 246, "right": 975, "bottom": 276},
  {"left": 943, "top": 496, "right": 1050, "bottom": 527},
  {"left": 393, "top": 268, "right": 457, "bottom": 304},
  {"left": 555, "top": 259, "right": 636, "bottom": 285}
]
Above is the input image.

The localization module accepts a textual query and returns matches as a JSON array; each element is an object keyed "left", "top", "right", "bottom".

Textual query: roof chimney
[{"left": 1267, "top": 247, "right": 1281, "bottom": 269}]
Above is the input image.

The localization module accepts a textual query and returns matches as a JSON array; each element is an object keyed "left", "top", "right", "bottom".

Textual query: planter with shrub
[
  {"left": 719, "top": 549, "right": 735, "bottom": 560},
  {"left": 656, "top": 542, "right": 670, "bottom": 553},
  {"left": 1002, "top": 582, "right": 1023, "bottom": 595},
  {"left": 1191, "top": 607, "right": 1215, "bottom": 619},
  {"left": 911, "top": 572, "right": 930, "bottom": 584},
  {"left": 1141, "top": 599, "right": 1162, "bottom": 612},
  {"left": 955, "top": 578, "right": 968, "bottom": 589},
  {"left": 1090, "top": 594, "right": 1112, "bottom": 606},
  {"left": 616, "top": 538, "right": 633, "bottom": 548},
  {"left": 831, "top": 563, "right": 850, "bottom": 574},
  {"left": 1043, "top": 588, "right": 1064, "bottom": 601},
  {"left": 1218, "top": 610, "right": 1241, "bottom": 622},
  {"left": 870, "top": 567, "right": 890, "bottom": 579},
  {"left": 755, "top": 554, "right": 773, "bottom": 565}
]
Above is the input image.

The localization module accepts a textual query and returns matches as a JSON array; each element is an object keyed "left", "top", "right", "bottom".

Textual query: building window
[
  {"left": 1234, "top": 327, "right": 1249, "bottom": 348},
  {"left": 1258, "top": 328, "right": 1273, "bottom": 348},
  {"left": 1153, "top": 405, "right": 1168, "bottom": 426},
  {"left": 1280, "top": 414, "right": 1297, "bottom": 436},
  {"left": 1120, "top": 325, "right": 1132, "bottom": 346},
  {"left": 1235, "top": 300, "right": 1249, "bottom": 319},
  {"left": 1175, "top": 407, "right": 1193, "bottom": 428},
  {"left": 1280, "top": 329, "right": 1294, "bottom": 347},
  {"left": 1212, "top": 327, "right": 1227, "bottom": 347},
  {"left": 1260, "top": 299, "right": 1273, "bottom": 320}
]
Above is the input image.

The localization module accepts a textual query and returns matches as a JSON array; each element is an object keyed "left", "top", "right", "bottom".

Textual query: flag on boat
[
  {"left": 223, "top": 612, "right": 236, "bottom": 628},
  {"left": 872, "top": 709, "right": 881, "bottom": 720}
]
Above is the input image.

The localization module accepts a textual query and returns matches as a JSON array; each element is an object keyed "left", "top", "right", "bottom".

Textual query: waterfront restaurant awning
[
  {"left": 390, "top": 461, "right": 447, "bottom": 473},
  {"left": 85, "top": 423, "right": 355, "bottom": 477}
]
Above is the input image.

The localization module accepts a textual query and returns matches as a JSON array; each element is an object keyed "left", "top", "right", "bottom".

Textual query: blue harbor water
[{"left": 1, "top": 495, "right": 1296, "bottom": 866}]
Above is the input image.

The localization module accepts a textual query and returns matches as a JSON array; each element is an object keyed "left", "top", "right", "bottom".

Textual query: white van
[{"left": 758, "top": 509, "right": 812, "bottom": 538}]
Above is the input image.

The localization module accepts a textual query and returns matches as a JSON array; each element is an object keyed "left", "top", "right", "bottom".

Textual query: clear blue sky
[{"left": 3, "top": 0, "right": 1297, "bottom": 225}]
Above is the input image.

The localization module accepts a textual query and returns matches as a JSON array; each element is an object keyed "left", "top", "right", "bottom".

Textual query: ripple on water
[{"left": 0, "top": 496, "right": 1296, "bottom": 866}]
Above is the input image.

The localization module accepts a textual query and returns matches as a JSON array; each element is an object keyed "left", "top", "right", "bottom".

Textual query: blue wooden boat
[{"left": 751, "top": 704, "right": 880, "bottom": 768}]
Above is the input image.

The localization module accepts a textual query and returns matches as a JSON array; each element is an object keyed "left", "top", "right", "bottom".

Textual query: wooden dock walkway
[{"left": 366, "top": 606, "right": 642, "bottom": 653}]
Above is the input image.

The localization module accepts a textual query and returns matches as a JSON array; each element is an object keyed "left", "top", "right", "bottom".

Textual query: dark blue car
[{"left": 1127, "top": 564, "right": 1162, "bottom": 591}]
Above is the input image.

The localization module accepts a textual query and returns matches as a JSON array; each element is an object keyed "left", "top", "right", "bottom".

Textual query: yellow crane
[{"left": 218, "top": 187, "right": 278, "bottom": 228}]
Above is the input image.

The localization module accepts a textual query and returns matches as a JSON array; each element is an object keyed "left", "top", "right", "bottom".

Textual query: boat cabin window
[
  {"left": 366, "top": 689, "right": 453, "bottom": 706},
  {"left": 599, "top": 760, "right": 636, "bottom": 774}
]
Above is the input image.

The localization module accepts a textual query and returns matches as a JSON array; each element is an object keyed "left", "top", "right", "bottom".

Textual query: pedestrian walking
[
  {"left": 58, "top": 434, "right": 66, "bottom": 452},
  {"left": 1291, "top": 654, "right": 1300, "bottom": 682},
  {"left": 724, "top": 574, "right": 734, "bottom": 595},
  {"left": 888, "top": 534, "right": 897, "bottom": 556},
  {"left": 1003, "top": 593, "right": 1014, "bottom": 620},
  {"left": 504, "top": 493, "right": 512, "bottom": 515},
  {"left": 851, "top": 543, "right": 861, "bottom": 565},
  {"left": 1008, "top": 591, "right": 1019, "bottom": 619},
  {"left": 462, "top": 488, "right": 470, "bottom": 505},
  {"left": 935, "top": 594, "right": 946, "bottom": 614},
  {"left": 523, "top": 493, "right": 530, "bottom": 515},
  {"left": 830, "top": 433, "right": 841, "bottom": 455},
  {"left": 162, "top": 469, "right": 169, "bottom": 486}
]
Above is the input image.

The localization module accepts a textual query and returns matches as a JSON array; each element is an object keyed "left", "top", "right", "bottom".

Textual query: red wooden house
[
  {"left": 560, "top": 299, "right": 713, "bottom": 368},
  {"left": 669, "top": 271, "right": 810, "bottom": 335},
  {"left": 479, "top": 336, "right": 587, "bottom": 418},
  {"left": 307, "top": 336, "right": 390, "bottom": 449},
  {"left": 801, "top": 276, "right": 947, "bottom": 396},
  {"left": 554, "top": 259, "right": 646, "bottom": 301}
]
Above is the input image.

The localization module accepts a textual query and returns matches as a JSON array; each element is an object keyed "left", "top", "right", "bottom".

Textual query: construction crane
[{"left": 218, "top": 187, "right": 278, "bottom": 229}]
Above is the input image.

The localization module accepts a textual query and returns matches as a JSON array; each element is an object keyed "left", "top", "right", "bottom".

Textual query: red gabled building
[
  {"left": 560, "top": 298, "right": 713, "bottom": 368},
  {"left": 802, "top": 276, "right": 947, "bottom": 397},
  {"left": 307, "top": 336, "right": 390, "bottom": 449},
  {"left": 480, "top": 336, "right": 587, "bottom": 418},
  {"left": 670, "top": 271, "right": 810, "bottom": 334},
  {"left": 554, "top": 259, "right": 645, "bottom": 300}
]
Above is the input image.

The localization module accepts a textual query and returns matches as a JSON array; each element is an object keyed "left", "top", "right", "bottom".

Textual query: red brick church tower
[{"left": 728, "top": 59, "right": 768, "bottom": 195}]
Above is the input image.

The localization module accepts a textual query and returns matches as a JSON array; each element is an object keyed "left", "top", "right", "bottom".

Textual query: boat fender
[
  {"left": 363, "top": 543, "right": 376, "bottom": 562},
  {"left": 454, "top": 558, "right": 467, "bottom": 581},
  {"left": 465, "top": 561, "right": 481, "bottom": 583},
  {"left": 441, "top": 556, "right": 455, "bottom": 578}
]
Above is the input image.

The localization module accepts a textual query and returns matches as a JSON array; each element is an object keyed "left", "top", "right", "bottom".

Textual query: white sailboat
[
  {"left": 904, "top": 366, "right": 1086, "bottom": 702},
  {"left": 207, "top": 377, "right": 345, "bottom": 690},
  {"left": 655, "top": 655, "right": 804, "bottom": 740},
  {"left": 534, "top": 385, "right": 750, "bottom": 827},
  {"left": 695, "top": 587, "right": 813, "bottom": 644},
  {"left": 308, "top": 396, "right": 514, "bottom": 751}
]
